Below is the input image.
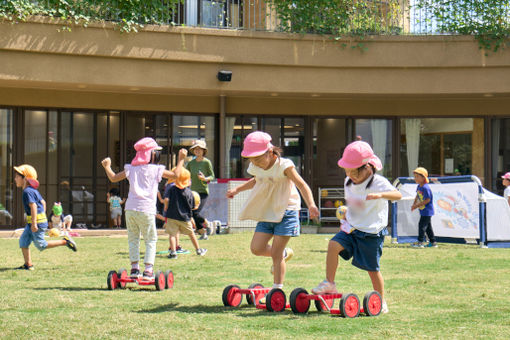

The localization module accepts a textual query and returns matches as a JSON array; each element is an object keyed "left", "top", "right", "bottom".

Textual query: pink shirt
[{"left": 124, "top": 164, "right": 165, "bottom": 214}]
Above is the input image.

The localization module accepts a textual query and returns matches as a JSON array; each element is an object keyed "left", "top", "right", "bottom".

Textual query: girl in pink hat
[
  {"left": 502, "top": 172, "right": 510, "bottom": 206},
  {"left": 311, "top": 140, "right": 402, "bottom": 314},
  {"left": 101, "top": 137, "right": 188, "bottom": 278},
  {"left": 226, "top": 131, "right": 319, "bottom": 296}
]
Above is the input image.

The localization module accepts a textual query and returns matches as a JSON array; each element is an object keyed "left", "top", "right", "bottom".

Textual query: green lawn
[{"left": 0, "top": 232, "right": 509, "bottom": 339}]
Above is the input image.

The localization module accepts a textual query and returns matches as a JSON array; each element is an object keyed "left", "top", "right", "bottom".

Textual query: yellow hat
[
  {"left": 175, "top": 168, "right": 191, "bottom": 189},
  {"left": 413, "top": 167, "right": 429, "bottom": 183},
  {"left": 14, "top": 164, "right": 38, "bottom": 180},
  {"left": 192, "top": 191, "right": 201, "bottom": 210}
]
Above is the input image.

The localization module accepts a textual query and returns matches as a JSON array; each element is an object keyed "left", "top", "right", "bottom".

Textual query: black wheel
[
  {"left": 154, "top": 271, "right": 165, "bottom": 291},
  {"left": 222, "top": 285, "right": 242, "bottom": 307},
  {"left": 246, "top": 283, "right": 264, "bottom": 305},
  {"left": 314, "top": 294, "right": 334, "bottom": 312},
  {"left": 290, "top": 288, "right": 310, "bottom": 314},
  {"left": 363, "top": 291, "right": 382, "bottom": 316},
  {"left": 164, "top": 270, "right": 174, "bottom": 289},
  {"left": 266, "top": 288, "right": 286, "bottom": 312},
  {"left": 339, "top": 293, "right": 360, "bottom": 318},
  {"left": 117, "top": 268, "right": 128, "bottom": 289},
  {"left": 107, "top": 270, "right": 118, "bottom": 290}
]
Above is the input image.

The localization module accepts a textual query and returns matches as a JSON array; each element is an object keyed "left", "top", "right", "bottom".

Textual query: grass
[{"left": 0, "top": 232, "right": 509, "bottom": 339}]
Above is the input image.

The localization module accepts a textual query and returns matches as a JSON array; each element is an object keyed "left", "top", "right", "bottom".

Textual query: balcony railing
[{"left": 2, "top": 1, "right": 510, "bottom": 36}]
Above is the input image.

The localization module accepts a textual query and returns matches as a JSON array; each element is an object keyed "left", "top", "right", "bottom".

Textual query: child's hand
[
  {"left": 101, "top": 157, "right": 111, "bottom": 168},
  {"left": 366, "top": 193, "right": 382, "bottom": 200},
  {"left": 31, "top": 224, "right": 38, "bottom": 232},
  {"left": 308, "top": 205, "right": 319, "bottom": 219},
  {"left": 226, "top": 188, "right": 237, "bottom": 199},
  {"left": 411, "top": 204, "right": 417, "bottom": 211},
  {"left": 198, "top": 171, "right": 207, "bottom": 182},
  {"left": 178, "top": 148, "right": 188, "bottom": 159}
]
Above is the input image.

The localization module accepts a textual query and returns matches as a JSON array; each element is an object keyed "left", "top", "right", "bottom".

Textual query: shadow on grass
[
  {"left": 309, "top": 250, "right": 327, "bottom": 253},
  {"left": 138, "top": 304, "right": 256, "bottom": 314},
  {"left": 32, "top": 286, "right": 107, "bottom": 292}
]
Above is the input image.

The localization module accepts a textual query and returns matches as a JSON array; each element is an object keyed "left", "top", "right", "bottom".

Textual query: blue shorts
[
  {"left": 255, "top": 210, "right": 300, "bottom": 237},
  {"left": 19, "top": 224, "right": 48, "bottom": 251},
  {"left": 331, "top": 227, "right": 388, "bottom": 272}
]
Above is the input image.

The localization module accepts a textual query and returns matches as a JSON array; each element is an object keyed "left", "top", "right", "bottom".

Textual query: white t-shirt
[
  {"left": 124, "top": 164, "right": 165, "bottom": 215},
  {"left": 239, "top": 157, "right": 301, "bottom": 222},
  {"left": 344, "top": 174, "right": 397, "bottom": 234},
  {"left": 504, "top": 187, "right": 510, "bottom": 204}
]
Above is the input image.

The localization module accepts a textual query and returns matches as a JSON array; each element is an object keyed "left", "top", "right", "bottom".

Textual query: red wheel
[
  {"left": 164, "top": 270, "right": 174, "bottom": 289},
  {"left": 117, "top": 268, "right": 128, "bottom": 289},
  {"left": 339, "top": 293, "right": 360, "bottom": 318},
  {"left": 266, "top": 288, "right": 286, "bottom": 312},
  {"left": 246, "top": 283, "right": 264, "bottom": 305},
  {"left": 314, "top": 294, "right": 334, "bottom": 312},
  {"left": 154, "top": 271, "right": 165, "bottom": 291},
  {"left": 222, "top": 285, "right": 242, "bottom": 307},
  {"left": 290, "top": 288, "right": 310, "bottom": 314},
  {"left": 107, "top": 270, "right": 118, "bottom": 290},
  {"left": 363, "top": 291, "right": 382, "bottom": 316}
]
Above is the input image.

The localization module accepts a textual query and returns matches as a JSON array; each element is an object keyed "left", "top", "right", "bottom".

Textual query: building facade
[{"left": 0, "top": 17, "right": 509, "bottom": 228}]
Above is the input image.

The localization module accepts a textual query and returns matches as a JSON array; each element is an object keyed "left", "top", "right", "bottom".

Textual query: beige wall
[{"left": 0, "top": 17, "right": 509, "bottom": 115}]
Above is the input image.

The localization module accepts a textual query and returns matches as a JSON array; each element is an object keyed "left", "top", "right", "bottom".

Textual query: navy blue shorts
[
  {"left": 331, "top": 228, "right": 388, "bottom": 272},
  {"left": 255, "top": 210, "right": 300, "bottom": 237}
]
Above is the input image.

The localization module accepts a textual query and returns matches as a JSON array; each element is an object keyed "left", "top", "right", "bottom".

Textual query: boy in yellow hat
[
  {"left": 411, "top": 167, "right": 437, "bottom": 248},
  {"left": 14, "top": 164, "right": 77, "bottom": 270}
]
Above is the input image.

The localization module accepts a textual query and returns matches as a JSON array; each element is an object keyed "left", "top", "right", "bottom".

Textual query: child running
[
  {"left": 14, "top": 164, "right": 77, "bottom": 270},
  {"left": 311, "top": 141, "right": 402, "bottom": 314},
  {"left": 107, "top": 188, "right": 125, "bottom": 228},
  {"left": 226, "top": 131, "right": 319, "bottom": 293},
  {"left": 101, "top": 137, "right": 187, "bottom": 278}
]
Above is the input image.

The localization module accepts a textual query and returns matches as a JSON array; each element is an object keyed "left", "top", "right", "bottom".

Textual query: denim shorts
[
  {"left": 19, "top": 223, "right": 48, "bottom": 251},
  {"left": 255, "top": 210, "right": 300, "bottom": 237},
  {"left": 331, "top": 227, "right": 388, "bottom": 272}
]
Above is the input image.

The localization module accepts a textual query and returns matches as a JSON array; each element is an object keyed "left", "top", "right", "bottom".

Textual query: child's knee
[{"left": 250, "top": 245, "right": 264, "bottom": 256}]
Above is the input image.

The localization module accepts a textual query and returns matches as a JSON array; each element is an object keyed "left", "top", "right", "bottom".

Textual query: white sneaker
[
  {"left": 196, "top": 248, "right": 207, "bottom": 256},
  {"left": 381, "top": 300, "right": 389, "bottom": 314},
  {"left": 270, "top": 247, "right": 294, "bottom": 274},
  {"left": 311, "top": 280, "right": 338, "bottom": 294},
  {"left": 199, "top": 233, "right": 208, "bottom": 240}
]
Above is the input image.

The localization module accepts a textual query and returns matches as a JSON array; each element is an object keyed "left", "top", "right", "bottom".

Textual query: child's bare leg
[
  {"left": 21, "top": 247, "right": 32, "bottom": 265},
  {"left": 46, "top": 240, "right": 67, "bottom": 248},
  {"left": 271, "top": 235, "right": 291, "bottom": 285},
  {"left": 188, "top": 232, "right": 200, "bottom": 250},
  {"left": 169, "top": 235, "right": 177, "bottom": 252},
  {"left": 326, "top": 240, "right": 344, "bottom": 283},
  {"left": 368, "top": 271, "right": 384, "bottom": 300},
  {"left": 176, "top": 233, "right": 180, "bottom": 247},
  {"left": 250, "top": 232, "right": 273, "bottom": 257}
]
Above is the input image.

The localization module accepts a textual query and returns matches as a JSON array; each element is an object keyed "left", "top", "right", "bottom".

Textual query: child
[
  {"left": 411, "top": 167, "right": 437, "bottom": 248},
  {"left": 502, "top": 172, "right": 510, "bottom": 206},
  {"left": 48, "top": 202, "right": 73, "bottom": 234},
  {"left": 186, "top": 140, "right": 215, "bottom": 240},
  {"left": 164, "top": 168, "right": 207, "bottom": 259},
  {"left": 162, "top": 175, "right": 188, "bottom": 255},
  {"left": 14, "top": 164, "right": 77, "bottom": 270},
  {"left": 311, "top": 141, "right": 402, "bottom": 314},
  {"left": 101, "top": 137, "right": 187, "bottom": 278},
  {"left": 107, "top": 188, "right": 125, "bottom": 228},
  {"left": 226, "top": 131, "right": 319, "bottom": 293}
]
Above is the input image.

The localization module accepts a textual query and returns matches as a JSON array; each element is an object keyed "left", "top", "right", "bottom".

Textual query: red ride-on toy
[
  {"left": 289, "top": 288, "right": 382, "bottom": 318},
  {"left": 107, "top": 269, "right": 174, "bottom": 291},
  {"left": 222, "top": 283, "right": 291, "bottom": 312}
]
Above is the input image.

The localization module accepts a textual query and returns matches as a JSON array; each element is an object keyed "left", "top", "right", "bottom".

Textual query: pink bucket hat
[
  {"left": 131, "top": 137, "right": 163, "bottom": 166},
  {"left": 502, "top": 172, "right": 510, "bottom": 180},
  {"left": 241, "top": 131, "right": 273, "bottom": 158},
  {"left": 337, "top": 141, "right": 382, "bottom": 171}
]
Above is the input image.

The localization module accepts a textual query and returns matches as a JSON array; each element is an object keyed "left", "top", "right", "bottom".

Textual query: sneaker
[
  {"left": 142, "top": 269, "right": 154, "bottom": 278},
  {"left": 427, "top": 242, "right": 438, "bottom": 248},
  {"left": 168, "top": 251, "right": 177, "bottom": 259},
  {"left": 130, "top": 268, "right": 140, "bottom": 277},
  {"left": 63, "top": 235, "right": 77, "bottom": 252},
  {"left": 270, "top": 247, "right": 294, "bottom": 274},
  {"left": 381, "top": 300, "right": 389, "bottom": 314},
  {"left": 311, "top": 280, "right": 338, "bottom": 294},
  {"left": 16, "top": 264, "right": 34, "bottom": 271},
  {"left": 411, "top": 242, "right": 425, "bottom": 248},
  {"left": 199, "top": 233, "right": 208, "bottom": 240},
  {"left": 176, "top": 245, "right": 189, "bottom": 254},
  {"left": 196, "top": 248, "right": 207, "bottom": 256}
]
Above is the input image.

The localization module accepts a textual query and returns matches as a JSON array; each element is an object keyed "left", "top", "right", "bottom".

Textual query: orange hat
[
  {"left": 14, "top": 164, "right": 40, "bottom": 188},
  {"left": 413, "top": 167, "right": 429, "bottom": 183},
  {"left": 175, "top": 168, "right": 191, "bottom": 189}
]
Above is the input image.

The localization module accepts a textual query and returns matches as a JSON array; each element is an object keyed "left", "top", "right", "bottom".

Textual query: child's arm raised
[
  {"left": 366, "top": 190, "right": 402, "bottom": 201},
  {"left": 101, "top": 157, "right": 126, "bottom": 183},
  {"left": 284, "top": 167, "right": 319, "bottom": 219},
  {"left": 163, "top": 148, "right": 188, "bottom": 180},
  {"left": 226, "top": 178, "right": 256, "bottom": 198}
]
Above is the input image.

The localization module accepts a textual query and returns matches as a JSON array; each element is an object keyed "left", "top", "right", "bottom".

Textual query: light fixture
[{"left": 217, "top": 70, "right": 232, "bottom": 82}]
